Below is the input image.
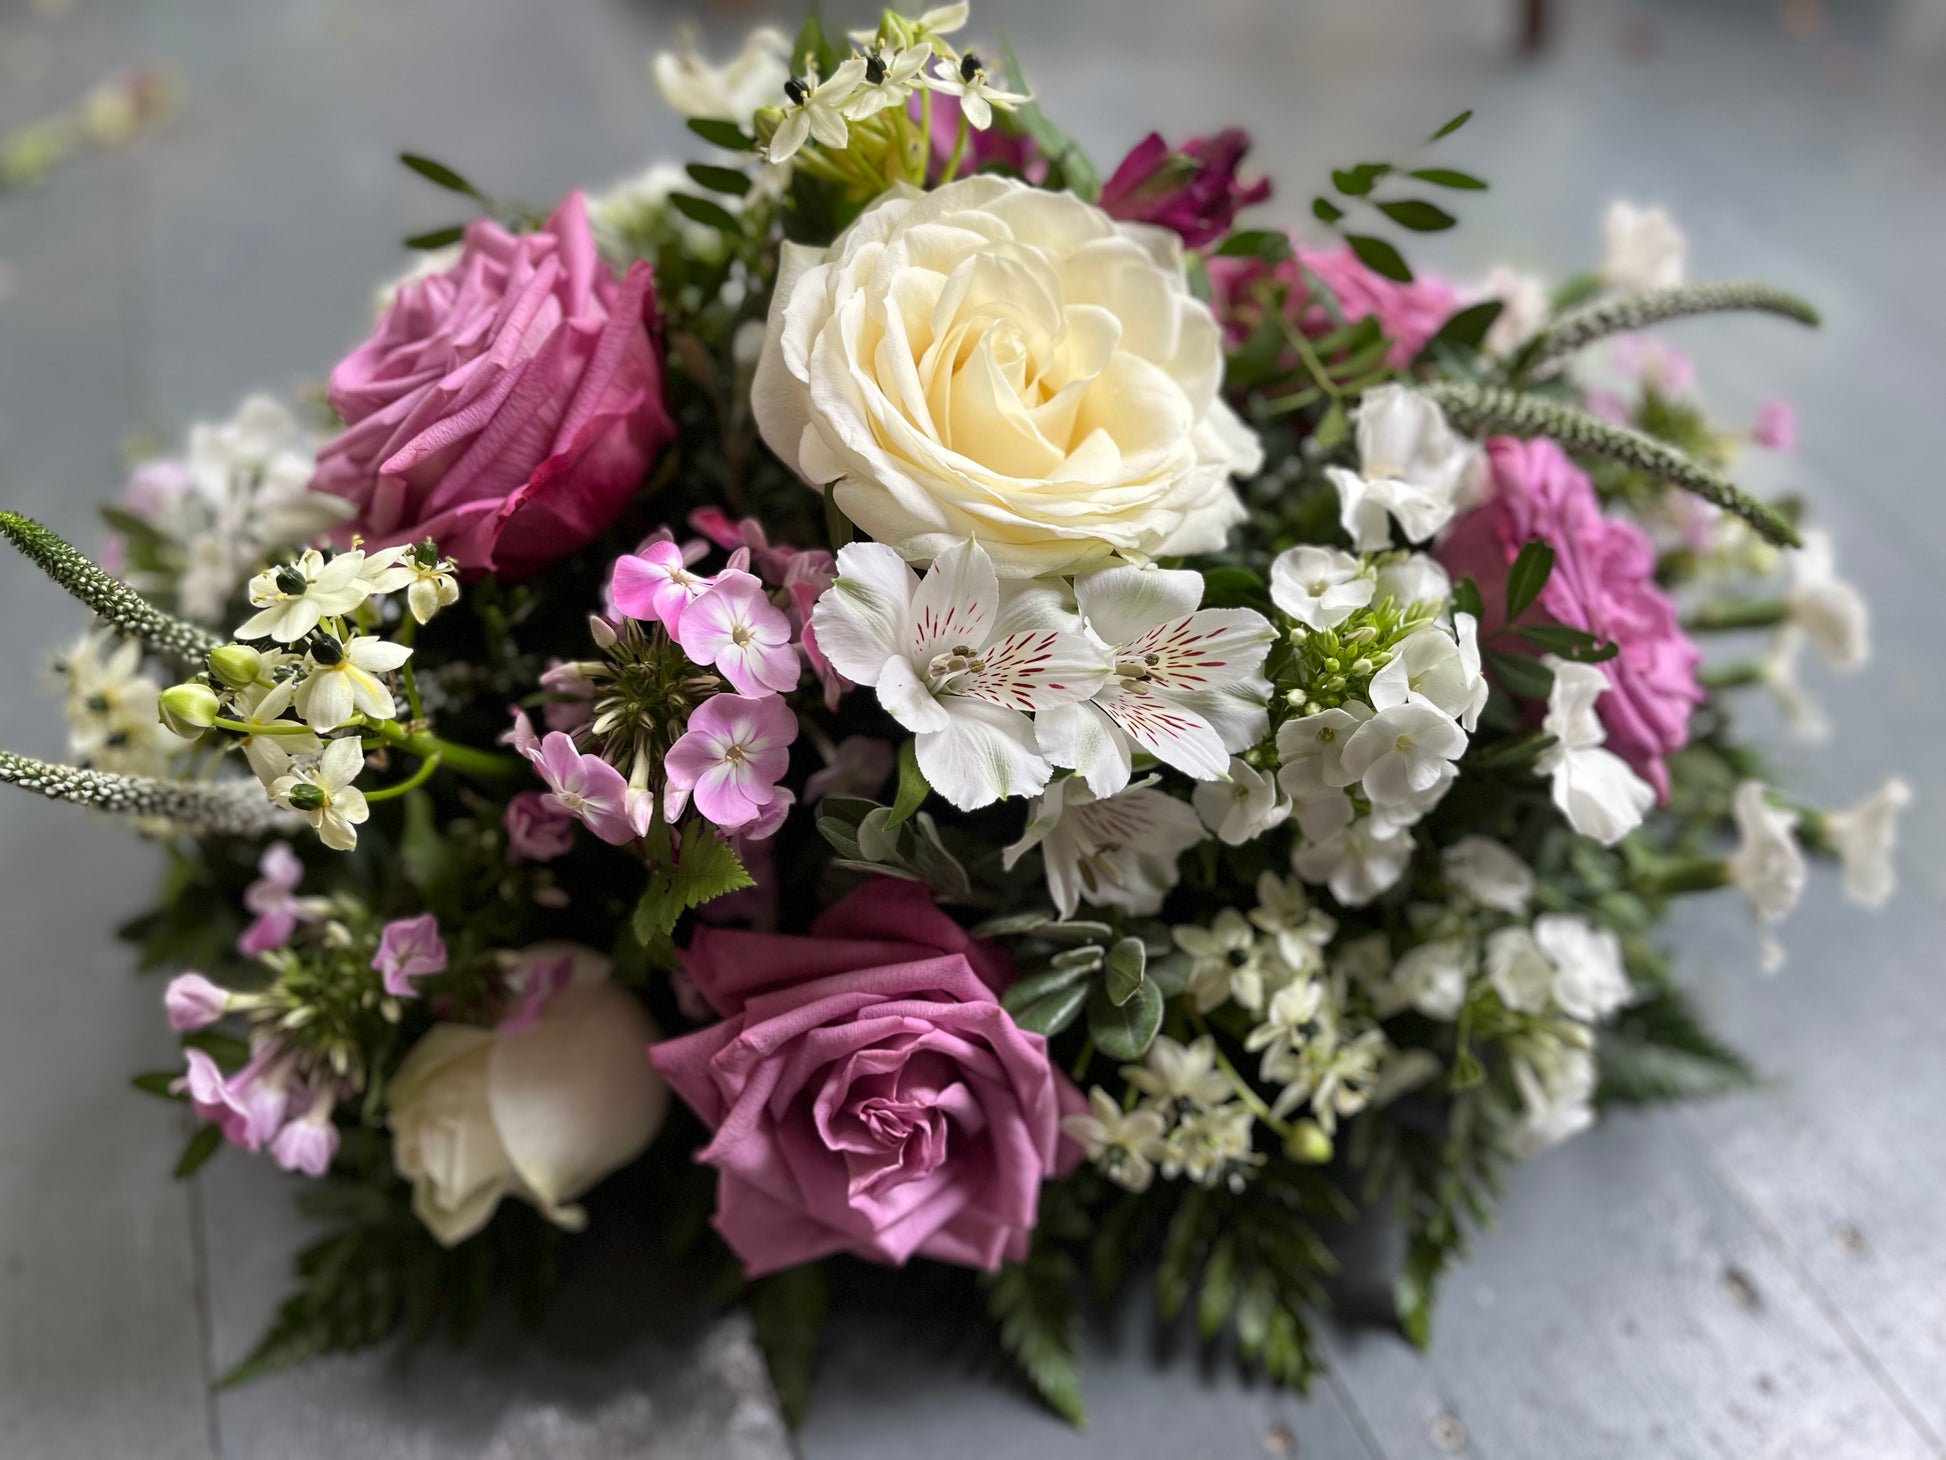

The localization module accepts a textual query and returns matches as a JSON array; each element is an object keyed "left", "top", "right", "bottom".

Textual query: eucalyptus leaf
[
  {"left": 1011, "top": 980, "right": 1090, "bottom": 1038},
  {"left": 1086, "top": 976, "right": 1162, "bottom": 1060},
  {"left": 1104, "top": 937, "right": 1146, "bottom": 1006}
]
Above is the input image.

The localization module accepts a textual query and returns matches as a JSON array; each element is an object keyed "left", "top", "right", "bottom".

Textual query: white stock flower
[
  {"left": 1822, "top": 777, "right": 1911, "bottom": 909},
  {"left": 810, "top": 540, "right": 1104, "bottom": 810},
  {"left": 1269, "top": 545, "right": 1373, "bottom": 630},
  {"left": 1338, "top": 693, "right": 1467, "bottom": 816},
  {"left": 291, "top": 635, "right": 412, "bottom": 732},
  {"left": 1193, "top": 757, "right": 1287, "bottom": 846},
  {"left": 1485, "top": 926, "right": 1553, "bottom": 1014},
  {"left": 1600, "top": 201, "right": 1686, "bottom": 293},
  {"left": 768, "top": 57, "right": 869, "bottom": 163},
  {"left": 389, "top": 961, "right": 667, "bottom": 1244},
  {"left": 1004, "top": 776, "right": 1205, "bottom": 920},
  {"left": 1389, "top": 938, "right": 1471, "bottom": 1021},
  {"left": 1508, "top": 1027, "right": 1598, "bottom": 1157},
  {"left": 1726, "top": 779, "right": 1805, "bottom": 971},
  {"left": 1533, "top": 913, "right": 1631, "bottom": 1022},
  {"left": 1785, "top": 528, "right": 1870, "bottom": 672},
  {"left": 1442, "top": 835, "right": 1535, "bottom": 913},
  {"left": 1038, "top": 565, "right": 1273, "bottom": 797},
  {"left": 1326, "top": 385, "right": 1476, "bottom": 551},
  {"left": 267, "top": 737, "right": 370, "bottom": 852},
  {"left": 754, "top": 175, "right": 1260, "bottom": 577},
  {"left": 652, "top": 25, "right": 792, "bottom": 122},
  {"left": 1535, "top": 656, "right": 1654, "bottom": 846},
  {"left": 1061, "top": 1087, "right": 1169, "bottom": 1193},
  {"left": 1477, "top": 266, "right": 1550, "bottom": 355},
  {"left": 1292, "top": 816, "right": 1413, "bottom": 907},
  {"left": 238, "top": 549, "right": 371, "bottom": 643},
  {"left": 1369, "top": 615, "right": 1488, "bottom": 732}
]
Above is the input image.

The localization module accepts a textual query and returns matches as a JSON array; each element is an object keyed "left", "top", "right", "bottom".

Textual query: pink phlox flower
[
  {"left": 663, "top": 692, "right": 797, "bottom": 831},
  {"left": 238, "top": 841, "right": 328, "bottom": 956},
  {"left": 269, "top": 1091, "right": 339, "bottom": 1177},
  {"left": 532, "top": 731, "right": 638, "bottom": 845},
  {"left": 676, "top": 570, "right": 799, "bottom": 696},
  {"left": 537, "top": 659, "right": 598, "bottom": 733},
  {"left": 1753, "top": 399, "right": 1797, "bottom": 451},
  {"left": 178, "top": 1046, "right": 290, "bottom": 1152},
  {"left": 373, "top": 913, "right": 447, "bottom": 998},
  {"left": 498, "top": 951, "right": 575, "bottom": 1035},
  {"left": 165, "top": 972, "right": 230, "bottom": 1032},
  {"left": 503, "top": 791, "right": 577, "bottom": 862},
  {"left": 503, "top": 706, "right": 543, "bottom": 760},
  {"left": 784, "top": 552, "right": 847, "bottom": 709},
  {"left": 611, "top": 539, "right": 714, "bottom": 632}
]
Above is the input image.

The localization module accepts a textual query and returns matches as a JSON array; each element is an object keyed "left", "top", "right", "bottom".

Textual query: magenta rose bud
[
  {"left": 1099, "top": 129, "right": 1271, "bottom": 248},
  {"left": 650, "top": 879, "right": 1085, "bottom": 1276},
  {"left": 310, "top": 192, "right": 677, "bottom": 580},
  {"left": 1440, "top": 436, "right": 1703, "bottom": 798}
]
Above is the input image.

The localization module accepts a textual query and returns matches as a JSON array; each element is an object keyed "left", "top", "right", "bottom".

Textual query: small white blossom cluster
[
  {"left": 53, "top": 628, "right": 176, "bottom": 778},
  {"left": 1061, "top": 1036, "right": 1261, "bottom": 1194}
]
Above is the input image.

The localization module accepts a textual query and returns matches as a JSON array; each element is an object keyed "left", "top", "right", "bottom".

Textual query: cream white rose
[
  {"left": 388, "top": 947, "right": 667, "bottom": 1246},
  {"left": 754, "top": 175, "right": 1261, "bottom": 578}
]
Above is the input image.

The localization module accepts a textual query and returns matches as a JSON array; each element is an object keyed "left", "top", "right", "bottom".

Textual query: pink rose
[
  {"left": 1208, "top": 242, "right": 1457, "bottom": 368},
  {"left": 310, "top": 193, "right": 677, "bottom": 579},
  {"left": 650, "top": 879, "right": 1084, "bottom": 1276},
  {"left": 1440, "top": 436, "right": 1703, "bottom": 797}
]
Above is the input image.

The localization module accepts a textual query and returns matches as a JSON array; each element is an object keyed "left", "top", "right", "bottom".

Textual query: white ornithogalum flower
[
  {"left": 291, "top": 635, "right": 413, "bottom": 733},
  {"left": 1291, "top": 815, "right": 1414, "bottom": 907},
  {"left": 1441, "top": 835, "right": 1535, "bottom": 913},
  {"left": 57, "top": 629, "right": 173, "bottom": 776},
  {"left": 924, "top": 49, "right": 1030, "bottom": 129},
  {"left": 1326, "top": 385, "right": 1477, "bottom": 551},
  {"left": 1535, "top": 656, "right": 1654, "bottom": 846},
  {"left": 1337, "top": 692, "right": 1467, "bottom": 817},
  {"left": 1508, "top": 1025, "right": 1598, "bottom": 1157},
  {"left": 1038, "top": 565, "right": 1273, "bottom": 798},
  {"left": 1248, "top": 871, "right": 1338, "bottom": 973},
  {"left": 1784, "top": 528, "right": 1870, "bottom": 672},
  {"left": 267, "top": 737, "right": 370, "bottom": 852},
  {"left": 1004, "top": 776, "right": 1204, "bottom": 919},
  {"left": 238, "top": 549, "right": 371, "bottom": 643},
  {"left": 810, "top": 539, "right": 1104, "bottom": 810},
  {"left": 1760, "top": 625, "right": 1829, "bottom": 742},
  {"left": 1060, "top": 1086, "right": 1169, "bottom": 1193},
  {"left": 1388, "top": 938, "right": 1471, "bottom": 1021},
  {"left": 1478, "top": 266, "right": 1550, "bottom": 355},
  {"left": 1124, "top": 1035, "right": 1235, "bottom": 1110},
  {"left": 768, "top": 58, "right": 868, "bottom": 163},
  {"left": 652, "top": 24, "right": 792, "bottom": 122},
  {"left": 228, "top": 672, "right": 321, "bottom": 785},
  {"left": 1822, "top": 777, "right": 1911, "bottom": 910},
  {"left": 1532, "top": 913, "right": 1631, "bottom": 1022},
  {"left": 1600, "top": 200, "right": 1686, "bottom": 293},
  {"left": 361, "top": 544, "right": 461, "bottom": 626},
  {"left": 1162, "top": 1103, "right": 1260, "bottom": 1192},
  {"left": 1262, "top": 1019, "right": 1386, "bottom": 1129},
  {"left": 843, "top": 42, "right": 933, "bottom": 120},
  {"left": 1373, "top": 552, "right": 1451, "bottom": 611},
  {"left": 1368, "top": 615, "right": 1488, "bottom": 732},
  {"left": 1484, "top": 926, "right": 1554, "bottom": 1014},
  {"left": 1269, "top": 545, "right": 1373, "bottom": 631},
  {"left": 1174, "top": 907, "right": 1270, "bottom": 1013},
  {"left": 1194, "top": 757, "right": 1288, "bottom": 846},
  {"left": 1725, "top": 779, "right": 1806, "bottom": 971}
]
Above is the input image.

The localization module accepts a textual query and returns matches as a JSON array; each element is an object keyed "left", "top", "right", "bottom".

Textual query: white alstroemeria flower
[
  {"left": 291, "top": 635, "right": 413, "bottom": 732},
  {"left": 230, "top": 675, "right": 321, "bottom": 785},
  {"left": 768, "top": 57, "right": 869, "bottom": 164},
  {"left": 238, "top": 549, "right": 371, "bottom": 643},
  {"left": 844, "top": 42, "right": 933, "bottom": 120},
  {"left": 1508, "top": 1027, "right": 1598, "bottom": 1157},
  {"left": 267, "top": 737, "right": 370, "bottom": 852},
  {"left": 1535, "top": 656, "right": 1654, "bottom": 846},
  {"left": 1247, "top": 871, "right": 1338, "bottom": 974},
  {"left": 1373, "top": 552, "right": 1451, "bottom": 611},
  {"left": 1533, "top": 914, "right": 1631, "bottom": 1022},
  {"left": 1369, "top": 615, "right": 1488, "bottom": 731},
  {"left": 1060, "top": 1087, "right": 1169, "bottom": 1194},
  {"left": 1174, "top": 907, "right": 1270, "bottom": 1013},
  {"left": 1477, "top": 266, "right": 1551, "bottom": 356},
  {"left": 1039, "top": 565, "right": 1273, "bottom": 798},
  {"left": 811, "top": 540, "right": 1104, "bottom": 810},
  {"left": 1389, "top": 938, "right": 1471, "bottom": 1021},
  {"left": 1785, "top": 528, "right": 1870, "bottom": 672},
  {"left": 1484, "top": 926, "right": 1553, "bottom": 1014},
  {"left": 1822, "top": 778, "right": 1911, "bottom": 910},
  {"left": 1726, "top": 779, "right": 1805, "bottom": 972},
  {"left": 1442, "top": 835, "right": 1535, "bottom": 913},
  {"left": 1760, "top": 624, "right": 1829, "bottom": 742},
  {"left": 652, "top": 25, "right": 792, "bottom": 122},
  {"left": 1193, "top": 757, "right": 1288, "bottom": 846},
  {"left": 1292, "top": 816, "right": 1414, "bottom": 907},
  {"left": 923, "top": 50, "right": 1029, "bottom": 129},
  {"left": 1338, "top": 692, "right": 1467, "bottom": 812},
  {"left": 1125, "top": 1035, "right": 1236, "bottom": 1110},
  {"left": 1327, "top": 385, "right": 1476, "bottom": 551},
  {"left": 1600, "top": 200, "right": 1686, "bottom": 294},
  {"left": 1005, "top": 776, "right": 1205, "bottom": 920},
  {"left": 1269, "top": 546, "right": 1373, "bottom": 631}
]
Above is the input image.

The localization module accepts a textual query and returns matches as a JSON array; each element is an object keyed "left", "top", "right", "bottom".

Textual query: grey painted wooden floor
[{"left": 1, "top": 0, "right": 1942, "bottom": 1456}]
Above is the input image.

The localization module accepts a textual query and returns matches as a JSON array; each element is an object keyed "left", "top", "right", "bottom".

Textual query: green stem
[
  {"left": 362, "top": 753, "right": 441, "bottom": 804},
  {"left": 915, "top": 85, "right": 933, "bottom": 184},
  {"left": 938, "top": 113, "right": 969, "bottom": 185},
  {"left": 213, "top": 716, "right": 314, "bottom": 737},
  {"left": 1699, "top": 662, "right": 1764, "bottom": 690},
  {"left": 1640, "top": 857, "right": 1730, "bottom": 896},
  {"left": 395, "top": 615, "right": 425, "bottom": 721},
  {"left": 1686, "top": 597, "right": 1790, "bottom": 632},
  {"left": 368, "top": 719, "right": 522, "bottom": 781},
  {"left": 1188, "top": 1011, "right": 1294, "bottom": 1141}
]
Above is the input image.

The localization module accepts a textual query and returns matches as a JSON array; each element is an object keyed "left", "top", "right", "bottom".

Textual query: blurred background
[{"left": 2, "top": 0, "right": 1943, "bottom": 1456}]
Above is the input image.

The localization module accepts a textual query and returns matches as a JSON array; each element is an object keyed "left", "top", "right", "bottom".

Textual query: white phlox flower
[
  {"left": 1441, "top": 835, "right": 1534, "bottom": 913},
  {"left": 1193, "top": 756, "right": 1288, "bottom": 846},
  {"left": 1725, "top": 779, "right": 1806, "bottom": 972},
  {"left": 1327, "top": 385, "right": 1477, "bottom": 551},
  {"left": 1535, "top": 656, "right": 1654, "bottom": 846},
  {"left": 1822, "top": 777, "right": 1911, "bottom": 910},
  {"left": 1269, "top": 545, "right": 1373, "bottom": 631},
  {"left": 1785, "top": 528, "right": 1869, "bottom": 672}
]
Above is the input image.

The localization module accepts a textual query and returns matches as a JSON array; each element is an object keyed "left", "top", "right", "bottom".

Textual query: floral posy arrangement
[{"left": 3, "top": 3, "right": 1908, "bottom": 1425}]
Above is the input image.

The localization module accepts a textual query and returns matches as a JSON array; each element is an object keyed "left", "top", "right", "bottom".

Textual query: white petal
[
  {"left": 1035, "top": 701, "right": 1133, "bottom": 800},
  {"left": 812, "top": 543, "right": 917, "bottom": 684},
  {"left": 918, "top": 699, "right": 1051, "bottom": 810},
  {"left": 876, "top": 654, "right": 951, "bottom": 734},
  {"left": 909, "top": 537, "right": 998, "bottom": 663},
  {"left": 1074, "top": 565, "right": 1204, "bottom": 646}
]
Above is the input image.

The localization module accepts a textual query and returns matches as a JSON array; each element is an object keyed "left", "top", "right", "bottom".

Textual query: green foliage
[
  {"left": 1375, "top": 198, "right": 1457, "bottom": 232},
  {"left": 633, "top": 820, "right": 756, "bottom": 944},
  {"left": 984, "top": 1235, "right": 1087, "bottom": 1426},
  {"left": 687, "top": 118, "right": 756, "bottom": 152},
  {"left": 1598, "top": 984, "right": 1759, "bottom": 1105},
  {"left": 1504, "top": 539, "right": 1556, "bottom": 620},
  {"left": 1102, "top": 937, "right": 1146, "bottom": 1007},
  {"left": 816, "top": 796, "right": 973, "bottom": 901},
  {"left": 751, "top": 1263, "right": 829, "bottom": 1430},
  {"left": 1430, "top": 108, "right": 1473, "bottom": 139},
  {"left": 1086, "top": 975, "right": 1162, "bottom": 1061},
  {"left": 686, "top": 163, "right": 752, "bottom": 197},
  {"left": 404, "top": 225, "right": 465, "bottom": 250},
  {"left": 174, "top": 1124, "right": 223, "bottom": 1179},
  {"left": 398, "top": 152, "right": 484, "bottom": 200},
  {"left": 884, "top": 737, "right": 929, "bottom": 829},
  {"left": 1344, "top": 233, "right": 1411, "bottom": 283},
  {"left": 998, "top": 41, "right": 1100, "bottom": 202}
]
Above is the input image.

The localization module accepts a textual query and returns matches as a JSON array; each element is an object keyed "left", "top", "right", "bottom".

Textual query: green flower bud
[
  {"left": 207, "top": 643, "right": 264, "bottom": 689},
  {"left": 158, "top": 681, "right": 221, "bottom": 738},
  {"left": 1283, "top": 1119, "right": 1334, "bottom": 1165},
  {"left": 283, "top": 782, "right": 327, "bottom": 812}
]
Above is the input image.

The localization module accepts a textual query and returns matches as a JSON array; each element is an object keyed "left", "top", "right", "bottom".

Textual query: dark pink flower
[
  {"left": 179, "top": 1047, "right": 289, "bottom": 1152},
  {"left": 650, "top": 879, "right": 1084, "bottom": 1276},
  {"left": 310, "top": 192, "right": 677, "bottom": 579},
  {"left": 1099, "top": 130, "right": 1270, "bottom": 249},
  {"left": 1207, "top": 241, "right": 1458, "bottom": 368},
  {"left": 611, "top": 540, "right": 712, "bottom": 632},
  {"left": 1439, "top": 436, "right": 1703, "bottom": 797},
  {"left": 503, "top": 790, "right": 577, "bottom": 862},
  {"left": 372, "top": 913, "right": 448, "bottom": 998}
]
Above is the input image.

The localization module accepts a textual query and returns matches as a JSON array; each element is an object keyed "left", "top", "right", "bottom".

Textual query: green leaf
[
  {"left": 1196, "top": 1235, "right": 1239, "bottom": 1342},
  {"left": 984, "top": 1242, "right": 1087, "bottom": 1427},
  {"left": 1514, "top": 622, "right": 1619, "bottom": 662},
  {"left": 1421, "top": 300, "right": 1504, "bottom": 356},
  {"left": 1331, "top": 163, "right": 1391, "bottom": 196},
  {"left": 1001, "top": 963, "right": 1088, "bottom": 1015},
  {"left": 1410, "top": 167, "right": 1487, "bottom": 190},
  {"left": 1103, "top": 937, "right": 1146, "bottom": 1007},
  {"left": 181, "top": 1029, "right": 251, "bottom": 1068},
  {"left": 1009, "top": 979, "right": 1090, "bottom": 1038},
  {"left": 1465, "top": 729, "right": 1557, "bottom": 771},
  {"left": 1430, "top": 108, "right": 1473, "bottom": 140},
  {"left": 687, "top": 117, "right": 756, "bottom": 151},
  {"left": 1452, "top": 575, "right": 1485, "bottom": 620},
  {"left": 398, "top": 153, "right": 483, "bottom": 199},
  {"left": 751, "top": 1263, "right": 829, "bottom": 1431},
  {"left": 1311, "top": 196, "right": 1344, "bottom": 225},
  {"left": 403, "top": 224, "right": 465, "bottom": 250},
  {"left": 668, "top": 192, "right": 741, "bottom": 233},
  {"left": 1086, "top": 976, "right": 1162, "bottom": 1061},
  {"left": 820, "top": 483, "right": 855, "bottom": 551},
  {"left": 1313, "top": 399, "right": 1350, "bottom": 450},
  {"left": 1504, "top": 539, "right": 1556, "bottom": 621},
  {"left": 1375, "top": 198, "right": 1457, "bottom": 232},
  {"left": 1599, "top": 987, "right": 1758, "bottom": 1105},
  {"left": 1482, "top": 647, "right": 1555, "bottom": 701},
  {"left": 884, "top": 738, "right": 929, "bottom": 829},
  {"left": 132, "top": 1071, "right": 185, "bottom": 1100},
  {"left": 400, "top": 789, "right": 459, "bottom": 917},
  {"left": 174, "top": 1123, "right": 223, "bottom": 1179},
  {"left": 1395, "top": 1235, "right": 1442, "bottom": 1348},
  {"left": 1198, "top": 565, "right": 1269, "bottom": 610},
  {"left": 1344, "top": 233, "right": 1412, "bottom": 283},
  {"left": 633, "top": 821, "right": 755, "bottom": 944},
  {"left": 1214, "top": 228, "right": 1291, "bottom": 261},
  {"left": 685, "top": 162, "right": 752, "bottom": 197}
]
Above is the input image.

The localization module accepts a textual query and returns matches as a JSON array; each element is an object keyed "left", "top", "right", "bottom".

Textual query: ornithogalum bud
[
  {"left": 1284, "top": 1119, "right": 1334, "bottom": 1165},
  {"left": 208, "top": 643, "right": 265, "bottom": 689},
  {"left": 158, "top": 681, "right": 221, "bottom": 737}
]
